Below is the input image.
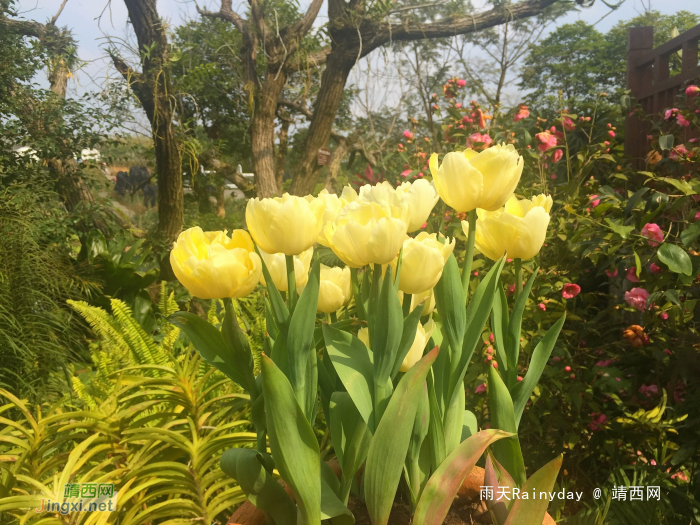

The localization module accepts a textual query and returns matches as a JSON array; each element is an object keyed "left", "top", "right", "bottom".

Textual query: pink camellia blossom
[
  {"left": 650, "top": 263, "right": 663, "bottom": 275},
  {"left": 606, "top": 268, "right": 618, "bottom": 278},
  {"left": 660, "top": 312, "right": 669, "bottom": 320},
  {"left": 474, "top": 383, "right": 487, "bottom": 394},
  {"left": 625, "top": 287, "right": 649, "bottom": 311},
  {"left": 651, "top": 460, "right": 657, "bottom": 466},
  {"left": 514, "top": 104, "right": 530, "bottom": 121},
  {"left": 538, "top": 303, "right": 547, "bottom": 311},
  {"left": 589, "top": 194, "right": 600, "bottom": 207},
  {"left": 553, "top": 149, "right": 563, "bottom": 163},
  {"left": 403, "top": 130, "right": 414, "bottom": 140},
  {"left": 639, "top": 384, "right": 658, "bottom": 397},
  {"left": 468, "top": 132, "right": 492, "bottom": 147},
  {"left": 562, "top": 283, "right": 581, "bottom": 299},
  {"left": 563, "top": 117, "right": 575, "bottom": 131},
  {"left": 670, "top": 144, "right": 688, "bottom": 160},
  {"left": 608, "top": 130, "right": 615, "bottom": 138},
  {"left": 677, "top": 114, "right": 690, "bottom": 127},
  {"left": 665, "top": 108, "right": 679, "bottom": 120},
  {"left": 456, "top": 79, "right": 466, "bottom": 87},
  {"left": 626, "top": 267, "right": 639, "bottom": 283},
  {"left": 686, "top": 85, "right": 700, "bottom": 97},
  {"left": 535, "top": 131, "right": 557, "bottom": 152},
  {"left": 565, "top": 366, "right": 572, "bottom": 372},
  {"left": 588, "top": 413, "right": 607, "bottom": 432},
  {"left": 695, "top": 211, "right": 700, "bottom": 221},
  {"left": 641, "top": 223, "right": 664, "bottom": 246}
]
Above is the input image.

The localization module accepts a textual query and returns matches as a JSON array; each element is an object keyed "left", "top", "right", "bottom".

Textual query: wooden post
[{"left": 625, "top": 27, "right": 654, "bottom": 167}]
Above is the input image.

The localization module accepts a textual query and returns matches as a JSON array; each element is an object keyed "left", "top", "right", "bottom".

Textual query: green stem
[
  {"left": 514, "top": 258, "right": 522, "bottom": 301},
  {"left": 285, "top": 254, "right": 297, "bottom": 313},
  {"left": 402, "top": 292, "right": 412, "bottom": 318},
  {"left": 330, "top": 311, "right": 338, "bottom": 323},
  {"left": 461, "top": 209, "right": 477, "bottom": 299},
  {"left": 350, "top": 267, "right": 366, "bottom": 321},
  {"left": 326, "top": 312, "right": 332, "bottom": 324}
]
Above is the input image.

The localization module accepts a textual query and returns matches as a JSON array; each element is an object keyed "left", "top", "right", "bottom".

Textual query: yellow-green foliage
[{"left": 0, "top": 285, "right": 255, "bottom": 525}]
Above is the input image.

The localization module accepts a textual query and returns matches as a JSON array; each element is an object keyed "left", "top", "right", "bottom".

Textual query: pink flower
[
  {"left": 462, "top": 115, "right": 473, "bottom": 124},
  {"left": 562, "top": 283, "right": 581, "bottom": 299},
  {"left": 492, "top": 361, "right": 498, "bottom": 369},
  {"left": 670, "top": 144, "right": 688, "bottom": 160},
  {"left": 514, "top": 105, "right": 530, "bottom": 122},
  {"left": 660, "top": 312, "right": 669, "bottom": 320},
  {"left": 550, "top": 174, "right": 557, "bottom": 180},
  {"left": 625, "top": 287, "right": 649, "bottom": 311},
  {"left": 565, "top": 366, "right": 572, "bottom": 372},
  {"left": 665, "top": 108, "right": 679, "bottom": 120},
  {"left": 468, "top": 132, "right": 492, "bottom": 146},
  {"left": 639, "top": 384, "right": 658, "bottom": 397},
  {"left": 589, "top": 194, "right": 600, "bottom": 207},
  {"left": 553, "top": 149, "right": 563, "bottom": 163},
  {"left": 475, "top": 383, "right": 487, "bottom": 394},
  {"left": 456, "top": 79, "right": 466, "bottom": 87},
  {"left": 677, "top": 114, "right": 690, "bottom": 127},
  {"left": 695, "top": 211, "right": 700, "bottom": 221},
  {"left": 489, "top": 333, "right": 495, "bottom": 343},
  {"left": 651, "top": 460, "right": 657, "bottom": 466},
  {"left": 686, "top": 85, "right": 700, "bottom": 97},
  {"left": 535, "top": 131, "right": 557, "bottom": 152},
  {"left": 538, "top": 303, "right": 547, "bottom": 311},
  {"left": 641, "top": 223, "right": 664, "bottom": 246},
  {"left": 403, "top": 130, "right": 414, "bottom": 140},
  {"left": 606, "top": 268, "right": 618, "bottom": 278},
  {"left": 596, "top": 360, "right": 613, "bottom": 367},
  {"left": 608, "top": 130, "right": 615, "bottom": 138},
  {"left": 517, "top": 376, "right": 523, "bottom": 382},
  {"left": 588, "top": 413, "right": 607, "bottom": 432},
  {"left": 455, "top": 102, "right": 462, "bottom": 109},
  {"left": 650, "top": 263, "right": 662, "bottom": 275},
  {"left": 400, "top": 169, "right": 412, "bottom": 177},
  {"left": 671, "top": 471, "right": 689, "bottom": 482},
  {"left": 562, "top": 117, "right": 575, "bottom": 131},
  {"left": 626, "top": 267, "right": 639, "bottom": 283}
]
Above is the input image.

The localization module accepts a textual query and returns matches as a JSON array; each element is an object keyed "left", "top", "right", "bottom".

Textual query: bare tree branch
[{"left": 49, "top": 0, "right": 69, "bottom": 26}]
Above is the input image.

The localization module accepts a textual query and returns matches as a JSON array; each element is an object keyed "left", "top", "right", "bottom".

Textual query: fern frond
[
  {"left": 67, "top": 300, "right": 127, "bottom": 350},
  {"left": 110, "top": 299, "right": 168, "bottom": 367}
]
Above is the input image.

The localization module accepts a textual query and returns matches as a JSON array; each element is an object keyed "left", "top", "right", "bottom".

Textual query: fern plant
[{"left": 0, "top": 285, "right": 256, "bottom": 524}]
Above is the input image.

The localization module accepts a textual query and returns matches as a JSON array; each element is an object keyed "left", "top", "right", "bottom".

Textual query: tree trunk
[
  {"left": 289, "top": 49, "right": 355, "bottom": 196},
  {"left": 250, "top": 71, "right": 288, "bottom": 198},
  {"left": 275, "top": 116, "right": 291, "bottom": 193},
  {"left": 324, "top": 137, "right": 347, "bottom": 194},
  {"left": 121, "top": 0, "right": 183, "bottom": 244}
]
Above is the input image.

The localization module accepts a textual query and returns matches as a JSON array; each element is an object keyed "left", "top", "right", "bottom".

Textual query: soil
[{"left": 346, "top": 493, "right": 492, "bottom": 525}]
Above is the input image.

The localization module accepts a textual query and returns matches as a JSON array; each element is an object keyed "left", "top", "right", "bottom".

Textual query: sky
[{"left": 13, "top": 0, "right": 700, "bottom": 110}]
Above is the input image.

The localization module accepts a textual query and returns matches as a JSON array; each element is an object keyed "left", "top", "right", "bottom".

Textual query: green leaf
[
  {"left": 323, "top": 325, "right": 375, "bottom": 430},
  {"left": 412, "top": 429, "right": 512, "bottom": 525},
  {"left": 658, "top": 177, "right": 696, "bottom": 195},
  {"left": 488, "top": 366, "right": 526, "bottom": 487},
  {"left": 605, "top": 218, "right": 634, "bottom": 239},
  {"left": 222, "top": 299, "right": 257, "bottom": 397},
  {"left": 505, "top": 269, "right": 537, "bottom": 388},
  {"left": 258, "top": 247, "right": 290, "bottom": 330},
  {"left": 634, "top": 251, "right": 642, "bottom": 280},
  {"left": 260, "top": 355, "right": 321, "bottom": 525},
  {"left": 664, "top": 289, "right": 681, "bottom": 307},
  {"left": 220, "top": 448, "right": 296, "bottom": 525},
  {"left": 484, "top": 452, "right": 516, "bottom": 524},
  {"left": 658, "top": 134, "right": 674, "bottom": 150},
  {"left": 427, "top": 372, "right": 446, "bottom": 471},
  {"left": 365, "top": 347, "right": 439, "bottom": 525},
  {"left": 433, "top": 254, "right": 466, "bottom": 369},
  {"left": 657, "top": 243, "right": 692, "bottom": 275},
  {"left": 681, "top": 221, "right": 700, "bottom": 247},
  {"left": 623, "top": 188, "right": 649, "bottom": 217},
  {"left": 503, "top": 455, "right": 563, "bottom": 525},
  {"left": 321, "top": 476, "right": 355, "bottom": 525},
  {"left": 461, "top": 410, "right": 478, "bottom": 441},
  {"left": 406, "top": 381, "right": 430, "bottom": 505},
  {"left": 287, "top": 259, "right": 321, "bottom": 422},
  {"left": 169, "top": 312, "right": 247, "bottom": 388},
  {"left": 330, "top": 392, "right": 371, "bottom": 503},
  {"left": 491, "top": 283, "right": 510, "bottom": 376},
  {"left": 392, "top": 305, "right": 425, "bottom": 378},
  {"left": 511, "top": 315, "right": 566, "bottom": 428}
]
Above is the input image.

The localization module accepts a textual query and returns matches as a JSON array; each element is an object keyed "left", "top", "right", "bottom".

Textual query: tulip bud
[
  {"left": 358, "top": 320, "right": 434, "bottom": 372},
  {"left": 246, "top": 193, "right": 325, "bottom": 255},
  {"left": 393, "top": 233, "right": 455, "bottom": 295},
  {"left": 317, "top": 264, "right": 352, "bottom": 313},
  {"left": 259, "top": 247, "right": 314, "bottom": 293},
  {"left": 170, "top": 227, "right": 262, "bottom": 299}
]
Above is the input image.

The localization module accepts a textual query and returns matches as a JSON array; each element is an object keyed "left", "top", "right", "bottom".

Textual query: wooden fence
[{"left": 625, "top": 25, "right": 700, "bottom": 165}]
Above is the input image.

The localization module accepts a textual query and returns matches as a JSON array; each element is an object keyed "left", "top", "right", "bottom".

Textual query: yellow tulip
[
  {"left": 246, "top": 193, "right": 325, "bottom": 255},
  {"left": 324, "top": 201, "right": 408, "bottom": 268},
  {"left": 357, "top": 319, "right": 434, "bottom": 372},
  {"left": 399, "top": 288, "right": 436, "bottom": 316},
  {"left": 317, "top": 264, "right": 352, "bottom": 313},
  {"left": 170, "top": 227, "right": 261, "bottom": 299},
  {"left": 462, "top": 194, "right": 552, "bottom": 261},
  {"left": 396, "top": 179, "right": 439, "bottom": 232},
  {"left": 393, "top": 232, "right": 455, "bottom": 295},
  {"left": 314, "top": 190, "right": 344, "bottom": 247},
  {"left": 429, "top": 144, "right": 523, "bottom": 213},
  {"left": 259, "top": 247, "right": 314, "bottom": 292}
]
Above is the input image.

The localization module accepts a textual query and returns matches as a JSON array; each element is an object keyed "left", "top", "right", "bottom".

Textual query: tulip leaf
[
  {"left": 505, "top": 269, "right": 538, "bottom": 388},
  {"left": 511, "top": 314, "right": 566, "bottom": 428},
  {"left": 484, "top": 452, "right": 514, "bottom": 525},
  {"left": 318, "top": 353, "right": 336, "bottom": 426},
  {"left": 461, "top": 410, "right": 478, "bottom": 441},
  {"left": 427, "top": 371, "right": 446, "bottom": 471},
  {"left": 257, "top": 247, "right": 290, "bottom": 330},
  {"left": 491, "top": 283, "right": 510, "bottom": 375},
  {"left": 169, "top": 312, "right": 248, "bottom": 389},
  {"left": 330, "top": 392, "right": 372, "bottom": 503},
  {"left": 412, "top": 429, "right": 512, "bottom": 525},
  {"left": 321, "top": 475, "right": 355, "bottom": 524},
  {"left": 371, "top": 265, "right": 403, "bottom": 422},
  {"left": 434, "top": 254, "right": 466, "bottom": 369},
  {"left": 287, "top": 259, "right": 321, "bottom": 422},
  {"left": 488, "top": 366, "right": 526, "bottom": 487},
  {"left": 392, "top": 304, "right": 425, "bottom": 379},
  {"left": 503, "top": 455, "right": 563, "bottom": 525},
  {"left": 657, "top": 243, "right": 693, "bottom": 276},
  {"left": 222, "top": 299, "right": 258, "bottom": 397},
  {"left": 365, "top": 347, "right": 439, "bottom": 525},
  {"left": 443, "top": 383, "right": 466, "bottom": 455},
  {"left": 406, "top": 382, "right": 430, "bottom": 505},
  {"left": 220, "top": 448, "right": 297, "bottom": 525},
  {"left": 323, "top": 324, "right": 376, "bottom": 430},
  {"left": 260, "top": 355, "right": 321, "bottom": 525}
]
